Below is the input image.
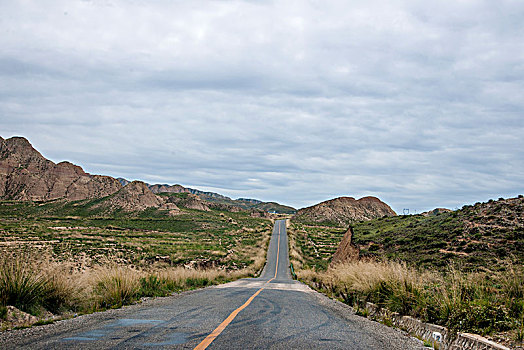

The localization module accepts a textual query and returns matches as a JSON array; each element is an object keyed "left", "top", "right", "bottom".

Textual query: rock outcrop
[
  {"left": 331, "top": 227, "right": 360, "bottom": 266},
  {"left": 0, "top": 136, "right": 121, "bottom": 201},
  {"left": 165, "top": 193, "right": 210, "bottom": 211},
  {"left": 149, "top": 184, "right": 191, "bottom": 194},
  {"left": 422, "top": 208, "right": 452, "bottom": 217},
  {"left": 94, "top": 181, "right": 166, "bottom": 212},
  {"left": 294, "top": 196, "right": 396, "bottom": 226}
]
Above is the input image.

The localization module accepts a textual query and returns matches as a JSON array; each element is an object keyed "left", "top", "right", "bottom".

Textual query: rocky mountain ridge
[
  {"left": 122, "top": 178, "right": 296, "bottom": 214},
  {"left": 0, "top": 136, "right": 121, "bottom": 202},
  {"left": 0, "top": 136, "right": 294, "bottom": 214},
  {"left": 293, "top": 196, "right": 396, "bottom": 226}
]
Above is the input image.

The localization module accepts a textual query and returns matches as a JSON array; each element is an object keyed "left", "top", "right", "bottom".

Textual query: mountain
[
  {"left": 149, "top": 183, "right": 190, "bottom": 194},
  {"left": 0, "top": 136, "right": 294, "bottom": 214},
  {"left": 0, "top": 136, "right": 122, "bottom": 201},
  {"left": 148, "top": 183, "right": 296, "bottom": 214},
  {"left": 117, "top": 177, "right": 130, "bottom": 187},
  {"left": 293, "top": 196, "right": 396, "bottom": 226}
]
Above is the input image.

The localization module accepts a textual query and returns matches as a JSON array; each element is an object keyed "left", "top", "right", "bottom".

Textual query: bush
[
  {"left": 138, "top": 275, "right": 172, "bottom": 297},
  {"left": 93, "top": 267, "right": 140, "bottom": 309}
]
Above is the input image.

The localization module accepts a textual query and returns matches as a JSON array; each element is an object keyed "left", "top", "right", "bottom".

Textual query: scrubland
[{"left": 0, "top": 200, "right": 271, "bottom": 329}]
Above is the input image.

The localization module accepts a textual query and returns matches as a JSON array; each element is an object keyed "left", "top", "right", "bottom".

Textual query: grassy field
[
  {"left": 0, "top": 200, "right": 272, "bottom": 328},
  {"left": 288, "top": 224, "right": 345, "bottom": 271},
  {"left": 0, "top": 200, "right": 271, "bottom": 270}
]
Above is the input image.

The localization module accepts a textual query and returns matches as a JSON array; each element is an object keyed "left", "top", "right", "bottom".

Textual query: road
[{"left": 0, "top": 220, "right": 423, "bottom": 349}]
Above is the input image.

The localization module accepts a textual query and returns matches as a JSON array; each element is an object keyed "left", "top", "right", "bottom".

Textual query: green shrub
[
  {"left": 185, "top": 277, "right": 210, "bottom": 288},
  {"left": 138, "top": 275, "right": 172, "bottom": 297}
]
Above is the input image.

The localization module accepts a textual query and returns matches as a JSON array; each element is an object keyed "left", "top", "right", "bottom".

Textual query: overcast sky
[{"left": 1, "top": 0, "right": 523, "bottom": 213}]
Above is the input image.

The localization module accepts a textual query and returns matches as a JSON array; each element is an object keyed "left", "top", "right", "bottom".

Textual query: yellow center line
[{"left": 194, "top": 222, "right": 281, "bottom": 350}]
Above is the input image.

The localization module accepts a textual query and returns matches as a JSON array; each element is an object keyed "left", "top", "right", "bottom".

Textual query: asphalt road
[{"left": 0, "top": 220, "right": 424, "bottom": 349}]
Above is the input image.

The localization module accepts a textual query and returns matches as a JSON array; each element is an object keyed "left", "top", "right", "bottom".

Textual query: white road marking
[{"left": 215, "top": 279, "right": 313, "bottom": 293}]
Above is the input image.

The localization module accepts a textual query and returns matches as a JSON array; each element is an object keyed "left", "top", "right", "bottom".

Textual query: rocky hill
[
  {"left": 147, "top": 183, "right": 296, "bottom": 214},
  {"left": 149, "top": 183, "right": 190, "bottom": 195},
  {"left": 293, "top": 196, "right": 396, "bottom": 226},
  {"left": 0, "top": 136, "right": 121, "bottom": 201},
  {"left": 345, "top": 196, "right": 524, "bottom": 269},
  {"left": 93, "top": 181, "right": 168, "bottom": 212},
  {"left": 161, "top": 192, "right": 210, "bottom": 211}
]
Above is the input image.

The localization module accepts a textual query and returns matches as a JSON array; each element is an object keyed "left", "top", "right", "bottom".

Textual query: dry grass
[
  {"left": 288, "top": 226, "right": 304, "bottom": 270},
  {"left": 296, "top": 259, "right": 524, "bottom": 336},
  {"left": 0, "top": 239, "right": 271, "bottom": 322}
]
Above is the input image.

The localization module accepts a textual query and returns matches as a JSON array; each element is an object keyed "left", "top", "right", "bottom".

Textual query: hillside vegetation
[
  {"left": 292, "top": 196, "right": 524, "bottom": 271},
  {"left": 289, "top": 196, "right": 524, "bottom": 346}
]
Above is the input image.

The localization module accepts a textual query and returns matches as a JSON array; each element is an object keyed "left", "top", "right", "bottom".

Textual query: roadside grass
[
  {"left": 287, "top": 222, "right": 524, "bottom": 342},
  {"left": 0, "top": 247, "right": 271, "bottom": 320},
  {"left": 295, "top": 259, "right": 524, "bottom": 337}
]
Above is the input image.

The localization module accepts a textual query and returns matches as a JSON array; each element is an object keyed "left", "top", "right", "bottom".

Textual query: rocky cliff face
[
  {"left": 294, "top": 196, "right": 396, "bottom": 226},
  {"left": 331, "top": 227, "right": 360, "bottom": 266},
  {"left": 94, "top": 181, "right": 167, "bottom": 212},
  {"left": 0, "top": 136, "right": 121, "bottom": 201}
]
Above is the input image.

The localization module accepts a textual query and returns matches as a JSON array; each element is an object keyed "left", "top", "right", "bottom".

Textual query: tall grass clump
[
  {"left": 91, "top": 266, "right": 141, "bottom": 309},
  {"left": 0, "top": 253, "right": 49, "bottom": 315},
  {"left": 327, "top": 260, "right": 436, "bottom": 319},
  {"left": 0, "top": 252, "right": 81, "bottom": 315},
  {"left": 436, "top": 265, "right": 511, "bottom": 334},
  {"left": 0, "top": 305, "right": 7, "bottom": 320},
  {"left": 42, "top": 267, "right": 82, "bottom": 314}
]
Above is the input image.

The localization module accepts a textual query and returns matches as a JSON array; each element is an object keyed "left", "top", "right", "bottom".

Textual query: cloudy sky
[{"left": 1, "top": 0, "right": 523, "bottom": 213}]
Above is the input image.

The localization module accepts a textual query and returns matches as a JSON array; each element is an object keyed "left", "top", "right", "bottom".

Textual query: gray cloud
[{"left": 1, "top": 0, "right": 523, "bottom": 213}]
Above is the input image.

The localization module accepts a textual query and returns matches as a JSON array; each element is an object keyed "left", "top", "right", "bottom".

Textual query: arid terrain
[{"left": 1, "top": 135, "right": 523, "bottom": 349}]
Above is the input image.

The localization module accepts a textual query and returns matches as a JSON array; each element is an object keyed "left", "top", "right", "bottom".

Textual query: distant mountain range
[
  {"left": 1, "top": 135, "right": 404, "bottom": 219},
  {"left": 117, "top": 178, "right": 296, "bottom": 214},
  {"left": 0, "top": 136, "right": 295, "bottom": 214}
]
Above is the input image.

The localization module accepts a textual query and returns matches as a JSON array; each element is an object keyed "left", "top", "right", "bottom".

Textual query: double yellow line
[{"left": 194, "top": 222, "right": 281, "bottom": 350}]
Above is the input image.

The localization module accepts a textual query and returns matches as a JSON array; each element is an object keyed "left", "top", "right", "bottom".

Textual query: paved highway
[{"left": 0, "top": 220, "right": 423, "bottom": 349}]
